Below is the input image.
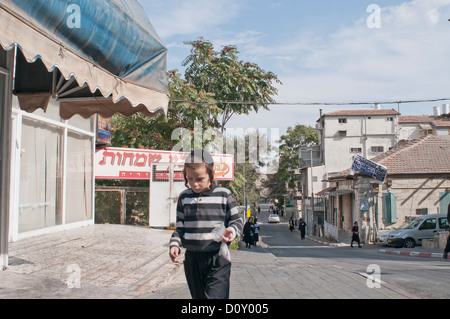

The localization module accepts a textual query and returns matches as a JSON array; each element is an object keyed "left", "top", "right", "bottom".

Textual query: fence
[
  {"left": 324, "top": 221, "right": 339, "bottom": 241},
  {"left": 95, "top": 187, "right": 149, "bottom": 226}
]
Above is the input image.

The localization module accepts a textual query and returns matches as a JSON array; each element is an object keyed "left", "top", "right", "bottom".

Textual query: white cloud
[
  {"left": 270, "top": 0, "right": 450, "bottom": 104},
  {"left": 142, "top": 0, "right": 242, "bottom": 38},
  {"left": 230, "top": 0, "right": 450, "bottom": 131}
]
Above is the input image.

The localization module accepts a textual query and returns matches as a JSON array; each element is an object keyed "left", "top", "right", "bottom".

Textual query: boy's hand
[
  {"left": 169, "top": 246, "right": 181, "bottom": 263},
  {"left": 222, "top": 228, "right": 235, "bottom": 243}
]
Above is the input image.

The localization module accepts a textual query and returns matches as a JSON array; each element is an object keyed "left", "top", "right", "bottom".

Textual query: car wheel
[{"left": 403, "top": 238, "right": 415, "bottom": 248}]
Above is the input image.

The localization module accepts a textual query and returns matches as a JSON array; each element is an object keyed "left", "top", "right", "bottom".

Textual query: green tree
[
  {"left": 109, "top": 69, "right": 219, "bottom": 152},
  {"left": 183, "top": 37, "right": 282, "bottom": 132},
  {"left": 263, "top": 125, "right": 318, "bottom": 203}
]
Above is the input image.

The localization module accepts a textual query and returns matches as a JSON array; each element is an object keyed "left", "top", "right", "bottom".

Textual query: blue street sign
[{"left": 351, "top": 155, "right": 387, "bottom": 184}]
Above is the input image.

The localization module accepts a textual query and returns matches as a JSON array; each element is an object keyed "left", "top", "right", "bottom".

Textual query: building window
[
  {"left": 416, "top": 208, "right": 428, "bottom": 215},
  {"left": 371, "top": 146, "right": 384, "bottom": 153},
  {"left": 338, "top": 130, "right": 347, "bottom": 137},
  {"left": 350, "top": 148, "right": 362, "bottom": 153},
  {"left": 382, "top": 193, "right": 397, "bottom": 223},
  {"left": 386, "top": 117, "right": 394, "bottom": 122},
  {"left": 338, "top": 118, "right": 347, "bottom": 124}
]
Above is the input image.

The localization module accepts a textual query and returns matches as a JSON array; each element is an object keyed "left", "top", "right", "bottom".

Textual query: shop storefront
[
  {"left": 0, "top": 0, "right": 169, "bottom": 268},
  {"left": 9, "top": 96, "right": 95, "bottom": 240}
]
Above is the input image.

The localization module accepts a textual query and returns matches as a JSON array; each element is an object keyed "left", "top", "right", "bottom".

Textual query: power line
[{"left": 171, "top": 97, "right": 450, "bottom": 107}]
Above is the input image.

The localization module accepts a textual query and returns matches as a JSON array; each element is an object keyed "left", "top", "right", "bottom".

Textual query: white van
[{"left": 386, "top": 214, "right": 449, "bottom": 248}]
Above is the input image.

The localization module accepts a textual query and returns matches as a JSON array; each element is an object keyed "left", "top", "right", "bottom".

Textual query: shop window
[
  {"left": 18, "top": 119, "right": 63, "bottom": 232},
  {"left": 65, "top": 131, "right": 94, "bottom": 223}
]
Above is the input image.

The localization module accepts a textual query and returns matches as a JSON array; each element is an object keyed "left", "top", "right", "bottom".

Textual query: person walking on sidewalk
[
  {"left": 169, "top": 150, "right": 243, "bottom": 299},
  {"left": 298, "top": 218, "right": 306, "bottom": 240},
  {"left": 351, "top": 221, "right": 362, "bottom": 248},
  {"left": 243, "top": 217, "right": 255, "bottom": 248},
  {"left": 253, "top": 218, "right": 260, "bottom": 246},
  {"left": 289, "top": 217, "right": 295, "bottom": 231}
]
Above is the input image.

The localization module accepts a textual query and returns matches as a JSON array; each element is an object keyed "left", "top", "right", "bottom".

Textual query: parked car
[
  {"left": 386, "top": 214, "right": 448, "bottom": 248},
  {"left": 268, "top": 214, "right": 280, "bottom": 223},
  {"left": 377, "top": 229, "right": 395, "bottom": 244},
  {"left": 377, "top": 220, "right": 420, "bottom": 244}
]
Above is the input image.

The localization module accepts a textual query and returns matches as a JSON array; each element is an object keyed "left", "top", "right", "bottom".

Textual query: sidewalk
[
  {"left": 0, "top": 224, "right": 180, "bottom": 298},
  {"left": 0, "top": 224, "right": 423, "bottom": 299},
  {"left": 306, "top": 233, "right": 447, "bottom": 259}
]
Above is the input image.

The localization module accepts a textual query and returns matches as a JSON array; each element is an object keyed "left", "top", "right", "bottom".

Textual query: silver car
[{"left": 386, "top": 213, "right": 448, "bottom": 248}]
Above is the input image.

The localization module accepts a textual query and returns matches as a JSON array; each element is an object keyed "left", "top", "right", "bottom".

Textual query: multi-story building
[
  {"left": 299, "top": 108, "right": 400, "bottom": 236},
  {"left": 299, "top": 105, "right": 450, "bottom": 241}
]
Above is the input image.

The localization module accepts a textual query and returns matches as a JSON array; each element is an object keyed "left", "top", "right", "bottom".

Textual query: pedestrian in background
[
  {"left": 169, "top": 150, "right": 243, "bottom": 299},
  {"left": 243, "top": 217, "right": 255, "bottom": 248},
  {"left": 289, "top": 217, "right": 295, "bottom": 231},
  {"left": 298, "top": 218, "right": 306, "bottom": 240},
  {"left": 351, "top": 221, "right": 362, "bottom": 248},
  {"left": 443, "top": 204, "right": 450, "bottom": 259},
  {"left": 253, "top": 218, "right": 260, "bottom": 246}
]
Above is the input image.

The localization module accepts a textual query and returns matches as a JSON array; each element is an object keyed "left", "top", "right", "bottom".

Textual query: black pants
[
  {"left": 184, "top": 250, "right": 231, "bottom": 299},
  {"left": 445, "top": 235, "right": 450, "bottom": 254},
  {"left": 351, "top": 234, "right": 361, "bottom": 247}
]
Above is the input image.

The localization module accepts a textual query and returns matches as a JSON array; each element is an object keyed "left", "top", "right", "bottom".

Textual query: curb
[
  {"left": 379, "top": 249, "right": 445, "bottom": 259},
  {"left": 306, "top": 235, "right": 348, "bottom": 247}
]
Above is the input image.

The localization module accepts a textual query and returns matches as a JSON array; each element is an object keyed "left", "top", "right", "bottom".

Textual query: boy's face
[{"left": 185, "top": 165, "right": 211, "bottom": 193}]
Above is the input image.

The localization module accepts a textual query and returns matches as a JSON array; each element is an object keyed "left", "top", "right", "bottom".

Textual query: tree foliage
[
  {"left": 263, "top": 125, "right": 318, "bottom": 205},
  {"left": 105, "top": 38, "right": 279, "bottom": 206},
  {"left": 183, "top": 37, "right": 282, "bottom": 131}
]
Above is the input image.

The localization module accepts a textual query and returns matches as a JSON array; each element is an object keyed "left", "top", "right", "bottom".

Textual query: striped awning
[{"left": 0, "top": 0, "right": 169, "bottom": 118}]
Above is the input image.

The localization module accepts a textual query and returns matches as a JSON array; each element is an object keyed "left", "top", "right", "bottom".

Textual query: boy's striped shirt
[{"left": 170, "top": 186, "right": 243, "bottom": 253}]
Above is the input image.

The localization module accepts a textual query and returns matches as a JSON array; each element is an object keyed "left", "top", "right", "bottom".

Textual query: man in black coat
[{"left": 351, "top": 221, "right": 362, "bottom": 248}]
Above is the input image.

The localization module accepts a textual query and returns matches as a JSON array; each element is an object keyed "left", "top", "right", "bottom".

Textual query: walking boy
[{"left": 169, "top": 150, "right": 243, "bottom": 299}]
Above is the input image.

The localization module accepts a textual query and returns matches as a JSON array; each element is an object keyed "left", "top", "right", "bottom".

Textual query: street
[
  {"left": 153, "top": 210, "right": 450, "bottom": 299},
  {"left": 255, "top": 210, "right": 450, "bottom": 299},
  {"left": 1, "top": 215, "right": 449, "bottom": 300}
]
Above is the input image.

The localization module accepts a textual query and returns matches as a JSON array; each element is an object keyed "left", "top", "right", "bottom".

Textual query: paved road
[
  {"left": 152, "top": 210, "right": 450, "bottom": 299},
  {"left": 258, "top": 211, "right": 450, "bottom": 299},
  {"left": 1, "top": 211, "right": 447, "bottom": 300}
]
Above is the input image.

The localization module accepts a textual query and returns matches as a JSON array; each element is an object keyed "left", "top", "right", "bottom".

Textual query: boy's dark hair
[{"left": 183, "top": 150, "right": 215, "bottom": 189}]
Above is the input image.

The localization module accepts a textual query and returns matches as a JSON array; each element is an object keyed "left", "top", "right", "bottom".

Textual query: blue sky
[{"left": 141, "top": 0, "right": 450, "bottom": 135}]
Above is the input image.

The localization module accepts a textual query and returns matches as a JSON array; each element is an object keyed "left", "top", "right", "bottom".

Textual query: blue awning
[{"left": 0, "top": 0, "right": 169, "bottom": 117}]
